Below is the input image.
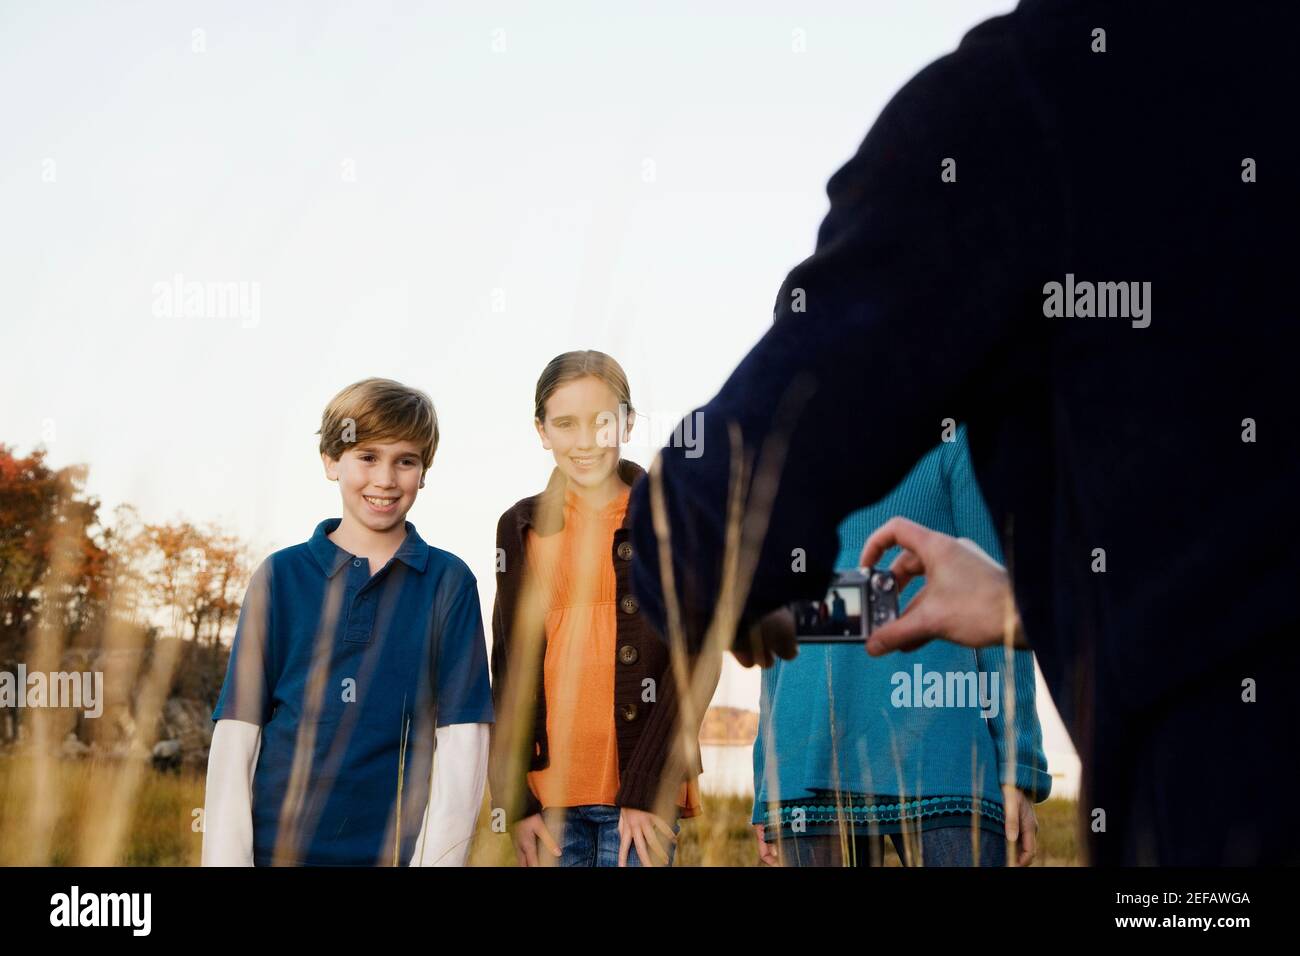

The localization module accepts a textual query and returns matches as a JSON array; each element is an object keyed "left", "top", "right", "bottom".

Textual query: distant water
[{"left": 699, "top": 743, "right": 756, "bottom": 796}]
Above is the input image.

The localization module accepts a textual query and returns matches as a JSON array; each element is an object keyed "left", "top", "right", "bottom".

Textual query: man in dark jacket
[{"left": 628, "top": 0, "right": 1299, "bottom": 865}]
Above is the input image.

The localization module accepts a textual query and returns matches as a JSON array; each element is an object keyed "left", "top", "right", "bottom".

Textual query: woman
[
  {"left": 751, "top": 425, "right": 1051, "bottom": 866},
  {"left": 489, "top": 350, "right": 702, "bottom": 866}
]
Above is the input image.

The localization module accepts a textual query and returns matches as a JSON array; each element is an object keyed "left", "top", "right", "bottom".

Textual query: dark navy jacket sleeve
[{"left": 628, "top": 10, "right": 1060, "bottom": 653}]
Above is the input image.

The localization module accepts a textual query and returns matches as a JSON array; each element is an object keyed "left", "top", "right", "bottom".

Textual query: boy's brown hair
[{"left": 317, "top": 378, "right": 439, "bottom": 470}]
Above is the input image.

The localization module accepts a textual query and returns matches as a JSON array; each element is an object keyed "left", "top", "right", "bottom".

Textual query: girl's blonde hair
[{"left": 533, "top": 350, "right": 634, "bottom": 422}]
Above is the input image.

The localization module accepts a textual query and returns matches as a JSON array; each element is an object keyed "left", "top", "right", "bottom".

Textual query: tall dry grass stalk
[
  {"left": 271, "top": 576, "right": 342, "bottom": 865},
  {"left": 5, "top": 512, "right": 80, "bottom": 864},
  {"left": 640, "top": 370, "right": 1029, "bottom": 867},
  {"left": 78, "top": 635, "right": 182, "bottom": 866},
  {"left": 492, "top": 482, "right": 563, "bottom": 853},
  {"left": 74, "top": 577, "right": 156, "bottom": 864},
  {"left": 644, "top": 374, "right": 819, "bottom": 846},
  {"left": 1, "top": 498, "right": 190, "bottom": 866},
  {"left": 1, "top": 382, "right": 1048, "bottom": 867}
]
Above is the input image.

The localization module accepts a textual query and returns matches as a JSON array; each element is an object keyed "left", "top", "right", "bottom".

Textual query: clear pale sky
[{"left": 0, "top": 0, "right": 1078, "bottom": 783}]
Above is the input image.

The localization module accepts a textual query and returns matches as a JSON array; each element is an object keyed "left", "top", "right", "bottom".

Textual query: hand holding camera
[
  {"left": 791, "top": 567, "right": 899, "bottom": 643},
  {"left": 858, "top": 516, "right": 1028, "bottom": 656},
  {"left": 736, "top": 515, "right": 1026, "bottom": 667}
]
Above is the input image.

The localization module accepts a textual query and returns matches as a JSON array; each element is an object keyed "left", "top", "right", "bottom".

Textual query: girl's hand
[
  {"left": 1002, "top": 784, "right": 1039, "bottom": 866},
  {"left": 733, "top": 608, "right": 799, "bottom": 668},
  {"left": 618, "top": 807, "right": 676, "bottom": 866},
  {"left": 753, "top": 824, "right": 780, "bottom": 866},
  {"left": 511, "top": 813, "right": 561, "bottom": 867}
]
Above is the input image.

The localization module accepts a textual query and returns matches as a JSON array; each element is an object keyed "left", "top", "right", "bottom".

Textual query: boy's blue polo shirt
[{"left": 212, "top": 518, "right": 493, "bottom": 866}]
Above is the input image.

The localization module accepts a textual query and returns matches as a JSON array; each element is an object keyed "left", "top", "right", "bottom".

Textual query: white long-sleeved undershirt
[{"left": 200, "top": 717, "right": 489, "bottom": 866}]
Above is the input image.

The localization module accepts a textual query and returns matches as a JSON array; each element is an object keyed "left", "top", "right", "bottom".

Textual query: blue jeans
[
  {"left": 547, "top": 805, "right": 681, "bottom": 867},
  {"left": 784, "top": 824, "right": 1007, "bottom": 867}
]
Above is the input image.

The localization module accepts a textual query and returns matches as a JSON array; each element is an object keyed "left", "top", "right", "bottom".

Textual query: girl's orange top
[{"left": 526, "top": 480, "right": 701, "bottom": 817}]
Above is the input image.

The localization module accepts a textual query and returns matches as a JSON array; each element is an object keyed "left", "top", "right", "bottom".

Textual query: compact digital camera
[{"left": 790, "top": 568, "right": 899, "bottom": 642}]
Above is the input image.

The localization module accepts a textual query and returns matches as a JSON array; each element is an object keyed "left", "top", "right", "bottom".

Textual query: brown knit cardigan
[{"left": 488, "top": 458, "right": 703, "bottom": 822}]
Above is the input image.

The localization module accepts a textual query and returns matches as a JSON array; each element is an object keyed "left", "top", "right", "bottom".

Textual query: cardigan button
[
  {"left": 616, "top": 541, "right": 633, "bottom": 561},
  {"left": 620, "top": 595, "right": 639, "bottom": 615},
  {"left": 619, "top": 703, "right": 639, "bottom": 722},
  {"left": 618, "top": 644, "right": 639, "bottom": 665}
]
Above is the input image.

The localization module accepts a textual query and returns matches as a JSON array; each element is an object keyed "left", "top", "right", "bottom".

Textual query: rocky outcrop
[
  {"left": 151, "top": 697, "right": 213, "bottom": 770},
  {"left": 3, "top": 693, "right": 213, "bottom": 770}
]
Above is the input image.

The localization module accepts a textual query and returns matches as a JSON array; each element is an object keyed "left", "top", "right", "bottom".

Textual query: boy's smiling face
[{"left": 321, "top": 439, "right": 425, "bottom": 534}]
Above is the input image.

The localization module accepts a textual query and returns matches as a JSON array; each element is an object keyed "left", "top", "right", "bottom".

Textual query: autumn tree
[
  {"left": 0, "top": 444, "right": 110, "bottom": 667},
  {"left": 1, "top": 444, "right": 254, "bottom": 720}
]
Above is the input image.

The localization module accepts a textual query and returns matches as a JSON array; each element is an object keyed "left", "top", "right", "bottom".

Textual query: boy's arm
[
  {"left": 203, "top": 559, "right": 275, "bottom": 867},
  {"left": 201, "top": 718, "right": 262, "bottom": 866},
  {"left": 419, "top": 568, "right": 494, "bottom": 865},
  {"left": 409, "top": 721, "right": 490, "bottom": 866}
]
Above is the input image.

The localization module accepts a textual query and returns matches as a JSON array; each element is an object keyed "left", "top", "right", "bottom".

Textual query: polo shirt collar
[{"left": 308, "top": 518, "right": 431, "bottom": 577}]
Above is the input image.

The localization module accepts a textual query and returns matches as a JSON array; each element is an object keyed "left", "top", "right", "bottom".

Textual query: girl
[
  {"left": 489, "top": 350, "right": 702, "bottom": 866},
  {"left": 751, "top": 425, "right": 1051, "bottom": 867}
]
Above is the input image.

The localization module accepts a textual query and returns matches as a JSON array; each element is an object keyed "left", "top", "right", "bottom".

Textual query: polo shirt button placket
[{"left": 346, "top": 562, "right": 378, "bottom": 644}]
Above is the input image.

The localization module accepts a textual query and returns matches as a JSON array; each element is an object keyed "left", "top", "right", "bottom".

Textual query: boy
[{"left": 201, "top": 378, "right": 493, "bottom": 866}]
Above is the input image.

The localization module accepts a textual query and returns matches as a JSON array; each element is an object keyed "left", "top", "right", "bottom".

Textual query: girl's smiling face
[{"left": 535, "top": 375, "right": 634, "bottom": 490}]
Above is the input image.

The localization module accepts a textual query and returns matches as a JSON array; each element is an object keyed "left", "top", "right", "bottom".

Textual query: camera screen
[{"left": 792, "top": 586, "right": 864, "bottom": 638}]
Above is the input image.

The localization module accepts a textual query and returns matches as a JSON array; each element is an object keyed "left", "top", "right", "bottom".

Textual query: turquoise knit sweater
[{"left": 751, "top": 426, "right": 1051, "bottom": 834}]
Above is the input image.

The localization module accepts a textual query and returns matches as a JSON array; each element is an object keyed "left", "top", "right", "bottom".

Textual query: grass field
[{"left": 0, "top": 753, "right": 1081, "bottom": 866}]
